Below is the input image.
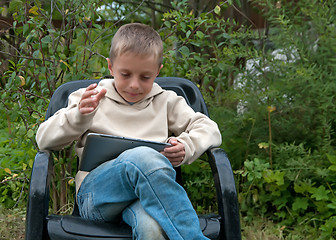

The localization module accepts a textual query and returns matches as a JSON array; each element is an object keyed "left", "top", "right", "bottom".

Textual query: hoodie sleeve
[
  {"left": 36, "top": 88, "right": 96, "bottom": 151},
  {"left": 166, "top": 91, "right": 222, "bottom": 165}
]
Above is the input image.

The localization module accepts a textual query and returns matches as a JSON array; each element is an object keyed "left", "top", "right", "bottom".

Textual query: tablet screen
[{"left": 80, "top": 133, "right": 171, "bottom": 171}]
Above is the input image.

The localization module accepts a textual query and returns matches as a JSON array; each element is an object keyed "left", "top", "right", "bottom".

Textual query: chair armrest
[
  {"left": 25, "top": 151, "right": 52, "bottom": 240},
  {"left": 207, "top": 148, "right": 241, "bottom": 240}
]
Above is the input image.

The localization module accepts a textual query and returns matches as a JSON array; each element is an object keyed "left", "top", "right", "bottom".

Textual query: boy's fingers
[
  {"left": 162, "top": 139, "right": 185, "bottom": 165},
  {"left": 79, "top": 97, "right": 96, "bottom": 107},
  {"left": 87, "top": 83, "right": 97, "bottom": 90},
  {"left": 96, "top": 88, "right": 107, "bottom": 101},
  {"left": 81, "top": 84, "right": 98, "bottom": 98},
  {"left": 79, "top": 88, "right": 106, "bottom": 114},
  {"left": 168, "top": 137, "right": 179, "bottom": 145},
  {"left": 78, "top": 99, "right": 95, "bottom": 114},
  {"left": 164, "top": 151, "right": 185, "bottom": 158},
  {"left": 82, "top": 89, "right": 98, "bottom": 99},
  {"left": 164, "top": 144, "right": 183, "bottom": 153},
  {"left": 79, "top": 107, "right": 95, "bottom": 114},
  {"left": 82, "top": 87, "right": 106, "bottom": 101},
  {"left": 168, "top": 156, "right": 184, "bottom": 166}
]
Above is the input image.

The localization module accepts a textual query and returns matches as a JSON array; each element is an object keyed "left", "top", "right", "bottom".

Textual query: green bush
[
  {"left": 161, "top": 0, "right": 336, "bottom": 237},
  {"left": 0, "top": 0, "right": 112, "bottom": 210},
  {"left": 0, "top": 122, "right": 34, "bottom": 208},
  {"left": 182, "top": 157, "right": 217, "bottom": 214},
  {"left": 237, "top": 143, "right": 336, "bottom": 238}
]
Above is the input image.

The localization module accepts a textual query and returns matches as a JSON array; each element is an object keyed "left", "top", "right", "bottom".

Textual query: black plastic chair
[{"left": 25, "top": 77, "right": 241, "bottom": 240}]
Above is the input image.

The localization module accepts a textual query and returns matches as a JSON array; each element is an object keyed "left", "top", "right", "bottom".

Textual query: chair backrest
[
  {"left": 46, "top": 77, "right": 209, "bottom": 119},
  {"left": 46, "top": 77, "right": 209, "bottom": 198}
]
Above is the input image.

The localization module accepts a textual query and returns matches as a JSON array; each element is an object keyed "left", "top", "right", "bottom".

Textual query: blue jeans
[{"left": 77, "top": 146, "right": 208, "bottom": 240}]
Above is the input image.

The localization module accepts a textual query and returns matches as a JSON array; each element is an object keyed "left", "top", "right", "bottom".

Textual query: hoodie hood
[{"left": 97, "top": 78, "right": 164, "bottom": 109}]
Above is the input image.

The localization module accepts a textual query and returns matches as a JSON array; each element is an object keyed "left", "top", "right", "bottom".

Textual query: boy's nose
[{"left": 129, "top": 78, "right": 140, "bottom": 89}]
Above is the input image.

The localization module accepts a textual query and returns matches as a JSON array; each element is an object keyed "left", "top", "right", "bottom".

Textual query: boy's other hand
[
  {"left": 162, "top": 138, "right": 185, "bottom": 166},
  {"left": 79, "top": 83, "right": 107, "bottom": 114}
]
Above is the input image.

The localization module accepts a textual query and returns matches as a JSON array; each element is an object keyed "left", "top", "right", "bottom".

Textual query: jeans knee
[
  {"left": 122, "top": 146, "right": 173, "bottom": 175},
  {"left": 77, "top": 192, "right": 104, "bottom": 221}
]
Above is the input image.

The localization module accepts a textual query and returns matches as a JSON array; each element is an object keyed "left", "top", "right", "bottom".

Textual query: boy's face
[{"left": 107, "top": 53, "right": 163, "bottom": 103}]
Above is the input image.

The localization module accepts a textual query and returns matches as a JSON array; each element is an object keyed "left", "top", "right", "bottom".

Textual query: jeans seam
[{"left": 125, "top": 207, "right": 138, "bottom": 240}]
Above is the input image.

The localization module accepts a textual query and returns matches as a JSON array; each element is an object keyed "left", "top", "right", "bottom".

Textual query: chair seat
[
  {"left": 47, "top": 215, "right": 132, "bottom": 240},
  {"left": 46, "top": 214, "right": 220, "bottom": 240}
]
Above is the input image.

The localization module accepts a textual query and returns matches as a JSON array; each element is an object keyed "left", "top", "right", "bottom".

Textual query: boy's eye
[
  {"left": 121, "top": 73, "right": 130, "bottom": 77},
  {"left": 142, "top": 76, "right": 151, "bottom": 80}
]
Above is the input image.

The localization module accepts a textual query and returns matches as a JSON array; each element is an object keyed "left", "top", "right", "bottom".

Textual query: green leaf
[
  {"left": 214, "top": 5, "right": 221, "bottom": 15},
  {"left": 168, "top": 50, "right": 175, "bottom": 57},
  {"left": 23, "top": 23, "right": 30, "bottom": 35},
  {"left": 164, "top": 21, "right": 171, "bottom": 28},
  {"left": 179, "top": 46, "right": 190, "bottom": 57},
  {"left": 8, "top": 0, "right": 23, "bottom": 13},
  {"left": 327, "top": 199, "right": 336, "bottom": 209},
  {"left": 29, "top": 159, "right": 34, "bottom": 168},
  {"left": 41, "top": 35, "right": 51, "bottom": 44},
  {"left": 329, "top": 165, "right": 336, "bottom": 171},
  {"left": 29, "top": 5, "right": 39, "bottom": 15},
  {"left": 273, "top": 196, "right": 288, "bottom": 210},
  {"left": 263, "top": 170, "right": 285, "bottom": 186},
  {"left": 27, "top": 129, "right": 34, "bottom": 138},
  {"left": 327, "top": 154, "right": 336, "bottom": 164},
  {"left": 180, "top": 22, "right": 186, "bottom": 31},
  {"left": 186, "top": 30, "right": 191, "bottom": 38},
  {"left": 93, "top": 24, "right": 102, "bottom": 30},
  {"left": 294, "top": 180, "right": 313, "bottom": 194},
  {"left": 196, "top": 31, "right": 204, "bottom": 39},
  {"left": 60, "top": 60, "right": 70, "bottom": 70},
  {"left": 292, "top": 197, "right": 309, "bottom": 211},
  {"left": 311, "top": 186, "right": 330, "bottom": 201},
  {"left": 32, "top": 50, "right": 41, "bottom": 59}
]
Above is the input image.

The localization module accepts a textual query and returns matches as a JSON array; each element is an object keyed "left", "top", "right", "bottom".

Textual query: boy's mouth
[{"left": 127, "top": 92, "right": 141, "bottom": 97}]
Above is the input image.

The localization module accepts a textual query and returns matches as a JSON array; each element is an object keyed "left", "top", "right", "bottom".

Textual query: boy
[{"left": 36, "top": 23, "right": 222, "bottom": 240}]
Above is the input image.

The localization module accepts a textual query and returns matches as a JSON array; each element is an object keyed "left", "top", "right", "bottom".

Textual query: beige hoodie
[{"left": 36, "top": 78, "right": 222, "bottom": 193}]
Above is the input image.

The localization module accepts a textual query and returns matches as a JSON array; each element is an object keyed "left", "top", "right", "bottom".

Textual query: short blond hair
[{"left": 109, "top": 23, "right": 163, "bottom": 67}]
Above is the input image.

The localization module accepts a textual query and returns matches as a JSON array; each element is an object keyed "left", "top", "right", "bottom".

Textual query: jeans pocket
[{"left": 77, "top": 192, "right": 104, "bottom": 221}]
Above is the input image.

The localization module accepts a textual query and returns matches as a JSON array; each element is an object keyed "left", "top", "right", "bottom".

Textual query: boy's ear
[
  {"left": 157, "top": 64, "right": 163, "bottom": 76},
  {"left": 106, "top": 58, "right": 113, "bottom": 76}
]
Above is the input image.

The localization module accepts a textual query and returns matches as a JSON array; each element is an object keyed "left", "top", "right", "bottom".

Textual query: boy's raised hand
[
  {"left": 78, "top": 83, "right": 107, "bottom": 114},
  {"left": 162, "top": 138, "right": 185, "bottom": 166}
]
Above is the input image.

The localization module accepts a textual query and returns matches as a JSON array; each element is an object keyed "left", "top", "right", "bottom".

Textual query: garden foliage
[
  {"left": 161, "top": 0, "right": 336, "bottom": 237},
  {"left": 1, "top": 0, "right": 336, "bottom": 238},
  {"left": 0, "top": 0, "right": 114, "bottom": 212}
]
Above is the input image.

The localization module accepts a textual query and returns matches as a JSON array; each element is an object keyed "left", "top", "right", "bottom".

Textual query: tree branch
[{"left": 0, "top": 50, "right": 53, "bottom": 63}]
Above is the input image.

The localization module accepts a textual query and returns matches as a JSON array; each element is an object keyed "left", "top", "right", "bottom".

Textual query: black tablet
[{"left": 80, "top": 133, "right": 171, "bottom": 171}]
